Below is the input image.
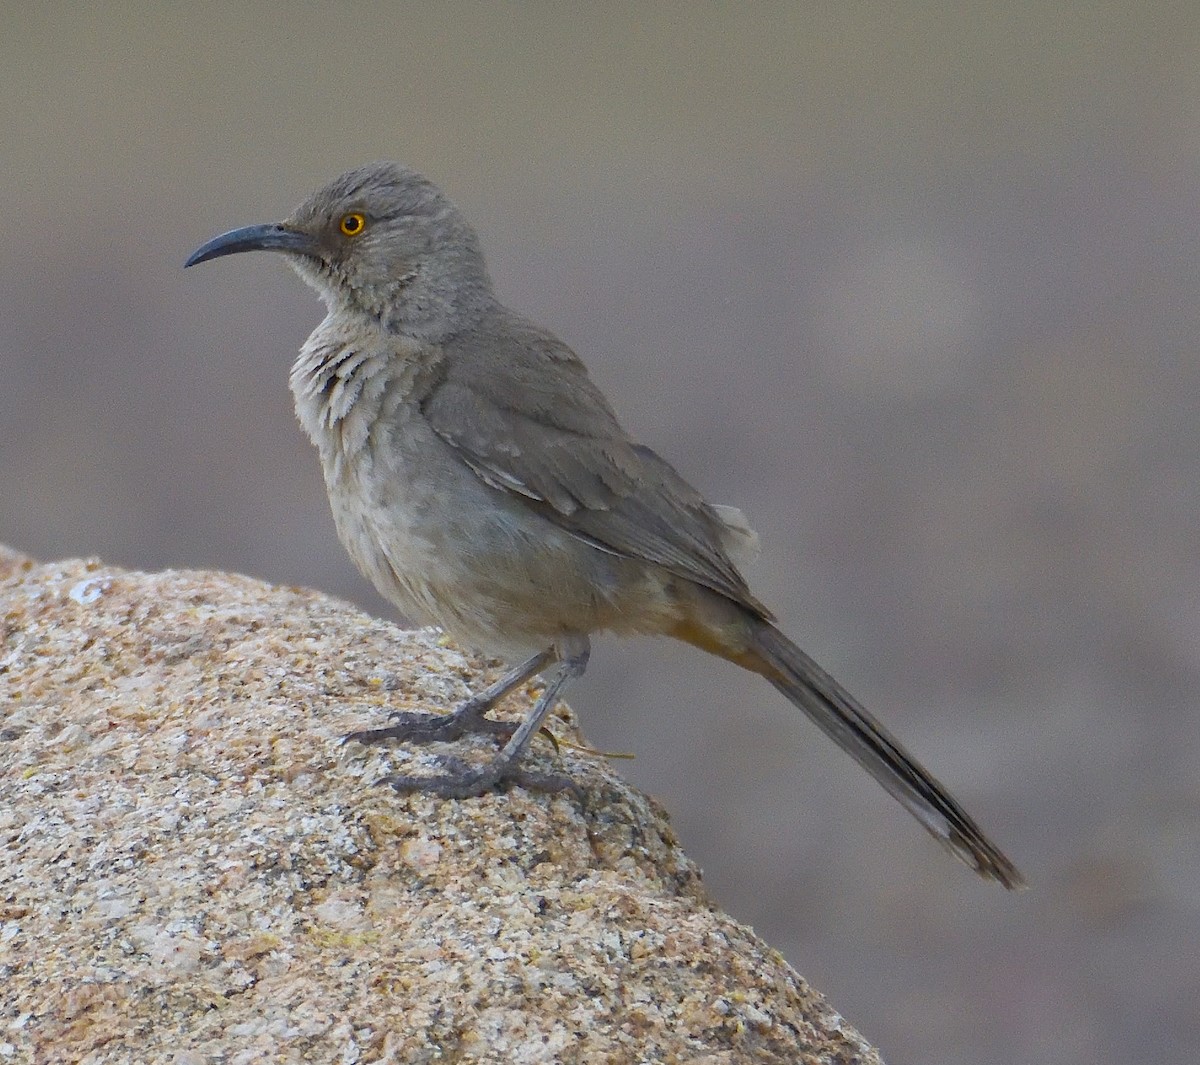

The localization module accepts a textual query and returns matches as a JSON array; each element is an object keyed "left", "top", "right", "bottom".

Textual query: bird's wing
[{"left": 420, "top": 314, "right": 771, "bottom": 619}]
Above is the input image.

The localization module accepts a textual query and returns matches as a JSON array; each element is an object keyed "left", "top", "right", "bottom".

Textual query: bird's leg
[
  {"left": 375, "top": 646, "right": 590, "bottom": 798},
  {"left": 344, "top": 647, "right": 557, "bottom": 748}
]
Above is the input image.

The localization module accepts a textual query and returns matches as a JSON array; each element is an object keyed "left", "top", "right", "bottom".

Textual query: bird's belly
[{"left": 322, "top": 436, "right": 670, "bottom": 660}]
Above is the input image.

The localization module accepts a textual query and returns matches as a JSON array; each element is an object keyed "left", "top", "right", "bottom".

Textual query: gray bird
[{"left": 185, "top": 162, "right": 1023, "bottom": 888}]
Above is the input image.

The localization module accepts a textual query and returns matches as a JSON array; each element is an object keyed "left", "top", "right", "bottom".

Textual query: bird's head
[{"left": 185, "top": 162, "right": 494, "bottom": 340}]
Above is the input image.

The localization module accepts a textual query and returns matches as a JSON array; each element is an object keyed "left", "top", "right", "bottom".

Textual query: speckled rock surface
[{"left": 0, "top": 549, "right": 881, "bottom": 1065}]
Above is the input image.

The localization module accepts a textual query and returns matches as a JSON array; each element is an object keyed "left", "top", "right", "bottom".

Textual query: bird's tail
[{"left": 676, "top": 609, "right": 1024, "bottom": 888}]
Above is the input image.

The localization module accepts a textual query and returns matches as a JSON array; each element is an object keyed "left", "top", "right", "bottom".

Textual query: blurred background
[{"left": 3, "top": 3, "right": 1198, "bottom": 1062}]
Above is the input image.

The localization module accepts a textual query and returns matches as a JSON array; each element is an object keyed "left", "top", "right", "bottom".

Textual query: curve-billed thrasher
[{"left": 185, "top": 162, "right": 1022, "bottom": 888}]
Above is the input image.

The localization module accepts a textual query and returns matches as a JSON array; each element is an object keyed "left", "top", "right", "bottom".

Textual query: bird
[{"left": 185, "top": 162, "right": 1023, "bottom": 888}]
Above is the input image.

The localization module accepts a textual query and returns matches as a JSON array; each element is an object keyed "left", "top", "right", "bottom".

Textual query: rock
[
  {"left": 0, "top": 551, "right": 882, "bottom": 1064},
  {"left": 0, "top": 545, "right": 34, "bottom": 582}
]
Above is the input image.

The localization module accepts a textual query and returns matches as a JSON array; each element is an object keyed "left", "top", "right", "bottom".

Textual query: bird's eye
[{"left": 339, "top": 212, "right": 367, "bottom": 237}]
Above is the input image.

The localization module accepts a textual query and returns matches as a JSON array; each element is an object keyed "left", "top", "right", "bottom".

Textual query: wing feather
[{"left": 419, "top": 310, "right": 771, "bottom": 619}]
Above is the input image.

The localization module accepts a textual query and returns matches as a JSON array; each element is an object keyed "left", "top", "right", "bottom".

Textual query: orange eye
[{"left": 339, "top": 212, "right": 366, "bottom": 237}]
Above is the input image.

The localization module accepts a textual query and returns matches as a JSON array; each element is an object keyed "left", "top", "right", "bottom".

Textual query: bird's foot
[
  {"left": 377, "top": 754, "right": 581, "bottom": 799},
  {"left": 347, "top": 646, "right": 588, "bottom": 800},
  {"left": 343, "top": 701, "right": 516, "bottom": 748}
]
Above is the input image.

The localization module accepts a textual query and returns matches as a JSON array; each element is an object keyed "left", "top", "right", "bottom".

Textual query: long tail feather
[{"left": 745, "top": 621, "right": 1024, "bottom": 888}]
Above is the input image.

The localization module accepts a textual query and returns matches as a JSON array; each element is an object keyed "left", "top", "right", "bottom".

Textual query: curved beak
[{"left": 184, "top": 223, "right": 321, "bottom": 268}]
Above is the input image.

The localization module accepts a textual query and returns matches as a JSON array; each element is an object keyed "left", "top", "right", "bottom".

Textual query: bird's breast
[{"left": 289, "top": 319, "right": 435, "bottom": 470}]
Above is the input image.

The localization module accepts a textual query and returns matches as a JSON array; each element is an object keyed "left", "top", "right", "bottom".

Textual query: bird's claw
[
  {"left": 343, "top": 708, "right": 515, "bottom": 747},
  {"left": 377, "top": 754, "right": 581, "bottom": 799}
]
